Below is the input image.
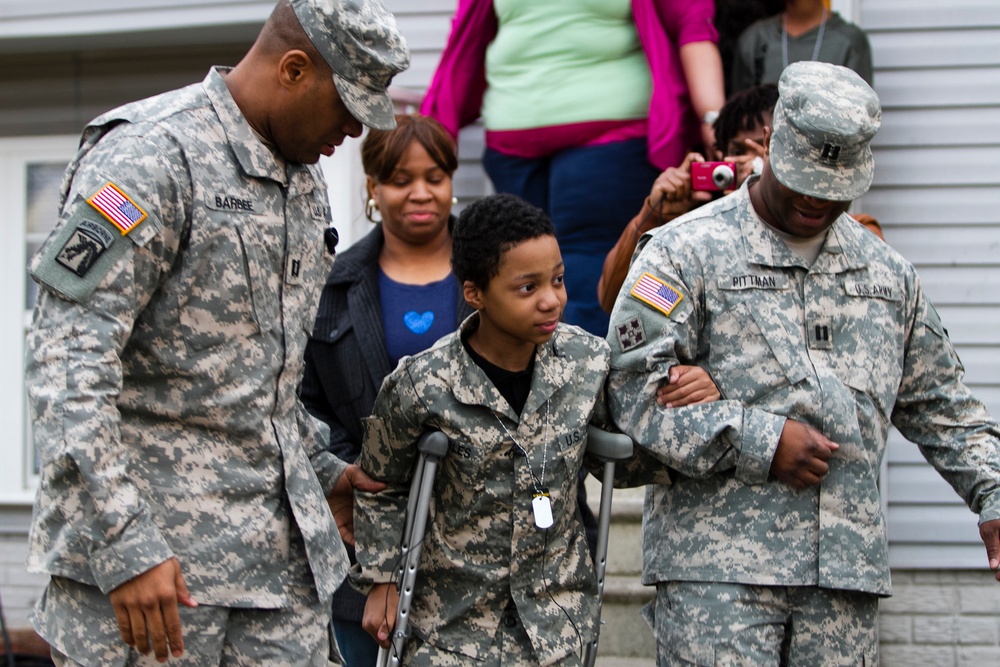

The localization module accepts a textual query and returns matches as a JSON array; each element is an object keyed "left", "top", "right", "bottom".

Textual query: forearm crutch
[
  {"left": 375, "top": 427, "right": 631, "bottom": 667},
  {"left": 583, "top": 425, "right": 634, "bottom": 667},
  {"left": 376, "top": 430, "right": 450, "bottom": 667}
]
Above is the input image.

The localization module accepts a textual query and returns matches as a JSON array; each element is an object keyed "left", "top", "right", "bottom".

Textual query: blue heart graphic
[{"left": 404, "top": 311, "right": 434, "bottom": 334}]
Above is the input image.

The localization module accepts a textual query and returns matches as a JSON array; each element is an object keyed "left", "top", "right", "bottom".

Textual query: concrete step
[{"left": 597, "top": 576, "right": 656, "bottom": 659}]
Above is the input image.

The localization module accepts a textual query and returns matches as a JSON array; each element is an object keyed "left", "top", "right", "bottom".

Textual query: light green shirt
[{"left": 483, "top": 0, "right": 652, "bottom": 130}]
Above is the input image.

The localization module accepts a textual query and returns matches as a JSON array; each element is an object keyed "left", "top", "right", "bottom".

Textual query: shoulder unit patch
[
  {"left": 615, "top": 316, "right": 647, "bottom": 352},
  {"left": 55, "top": 220, "right": 115, "bottom": 277}
]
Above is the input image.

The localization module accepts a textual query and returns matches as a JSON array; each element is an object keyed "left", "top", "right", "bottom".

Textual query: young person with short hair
[{"left": 352, "top": 193, "right": 613, "bottom": 665}]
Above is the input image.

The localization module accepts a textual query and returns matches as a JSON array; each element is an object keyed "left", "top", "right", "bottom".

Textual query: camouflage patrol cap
[
  {"left": 291, "top": 0, "right": 410, "bottom": 131},
  {"left": 769, "top": 61, "right": 881, "bottom": 201}
]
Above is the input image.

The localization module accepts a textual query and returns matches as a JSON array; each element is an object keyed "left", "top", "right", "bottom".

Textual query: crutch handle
[
  {"left": 378, "top": 430, "right": 451, "bottom": 667},
  {"left": 585, "top": 425, "right": 634, "bottom": 462},
  {"left": 417, "top": 430, "right": 450, "bottom": 459}
]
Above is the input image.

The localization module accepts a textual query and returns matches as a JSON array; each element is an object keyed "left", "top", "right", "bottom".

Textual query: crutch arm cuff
[
  {"left": 585, "top": 425, "right": 635, "bottom": 461},
  {"left": 417, "top": 430, "right": 450, "bottom": 459}
]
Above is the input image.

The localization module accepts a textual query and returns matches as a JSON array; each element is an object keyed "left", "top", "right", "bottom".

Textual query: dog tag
[{"left": 532, "top": 492, "right": 553, "bottom": 529}]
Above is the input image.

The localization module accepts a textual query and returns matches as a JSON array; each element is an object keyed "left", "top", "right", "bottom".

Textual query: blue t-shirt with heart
[{"left": 379, "top": 269, "right": 460, "bottom": 365}]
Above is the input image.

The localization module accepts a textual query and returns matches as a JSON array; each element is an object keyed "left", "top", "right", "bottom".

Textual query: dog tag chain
[{"left": 493, "top": 403, "right": 553, "bottom": 529}]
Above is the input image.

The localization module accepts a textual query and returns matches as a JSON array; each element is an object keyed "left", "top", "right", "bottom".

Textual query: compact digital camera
[{"left": 691, "top": 161, "right": 737, "bottom": 191}]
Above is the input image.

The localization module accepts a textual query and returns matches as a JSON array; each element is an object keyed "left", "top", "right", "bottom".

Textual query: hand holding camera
[
  {"left": 691, "top": 137, "right": 767, "bottom": 192},
  {"left": 647, "top": 153, "right": 714, "bottom": 219},
  {"left": 691, "top": 161, "right": 737, "bottom": 191}
]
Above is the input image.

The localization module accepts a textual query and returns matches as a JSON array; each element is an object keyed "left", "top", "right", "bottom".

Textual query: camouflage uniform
[
  {"left": 25, "top": 67, "right": 347, "bottom": 662},
  {"left": 607, "top": 179, "right": 1000, "bottom": 657},
  {"left": 44, "top": 577, "right": 331, "bottom": 667},
  {"left": 352, "top": 315, "right": 610, "bottom": 666}
]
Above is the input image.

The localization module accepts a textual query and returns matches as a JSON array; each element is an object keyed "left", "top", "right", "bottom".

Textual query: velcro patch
[
  {"left": 285, "top": 254, "right": 303, "bottom": 285},
  {"left": 30, "top": 202, "right": 136, "bottom": 304},
  {"left": 844, "top": 279, "right": 901, "bottom": 301},
  {"left": 55, "top": 220, "right": 115, "bottom": 277},
  {"left": 615, "top": 317, "right": 647, "bottom": 352},
  {"left": 88, "top": 182, "right": 147, "bottom": 235},
  {"left": 208, "top": 193, "right": 258, "bottom": 213},
  {"left": 630, "top": 272, "right": 684, "bottom": 317},
  {"left": 311, "top": 201, "right": 331, "bottom": 220},
  {"left": 720, "top": 274, "right": 789, "bottom": 290}
]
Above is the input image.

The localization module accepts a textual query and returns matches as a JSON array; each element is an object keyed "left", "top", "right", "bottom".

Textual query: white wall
[{"left": 858, "top": 0, "right": 1000, "bottom": 569}]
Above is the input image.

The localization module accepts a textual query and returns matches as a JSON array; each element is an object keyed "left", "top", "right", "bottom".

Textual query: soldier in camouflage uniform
[
  {"left": 24, "top": 1, "right": 408, "bottom": 665},
  {"left": 351, "top": 194, "right": 623, "bottom": 666},
  {"left": 607, "top": 61, "right": 1000, "bottom": 665}
]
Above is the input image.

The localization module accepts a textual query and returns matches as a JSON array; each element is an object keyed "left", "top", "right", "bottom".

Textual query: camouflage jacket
[
  {"left": 353, "top": 315, "right": 608, "bottom": 664},
  {"left": 25, "top": 68, "right": 349, "bottom": 606},
  {"left": 607, "top": 179, "right": 1000, "bottom": 596}
]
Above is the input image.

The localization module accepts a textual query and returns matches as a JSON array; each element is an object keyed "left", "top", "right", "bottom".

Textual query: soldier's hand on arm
[
  {"left": 770, "top": 420, "right": 840, "bottom": 490},
  {"left": 108, "top": 557, "right": 196, "bottom": 662},
  {"left": 655, "top": 365, "right": 721, "bottom": 408},
  {"left": 979, "top": 519, "right": 1000, "bottom": 582},
  {"left": 327, "top": 464, "right": 387, "bottom": 546},
  {"left": 363, "top": 583, "right": 399, "bottom": 648}
]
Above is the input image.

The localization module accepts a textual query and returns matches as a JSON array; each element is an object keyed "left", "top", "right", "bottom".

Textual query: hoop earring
[{"left": 365, "top": 197, "right": 379, "bottom": 222}]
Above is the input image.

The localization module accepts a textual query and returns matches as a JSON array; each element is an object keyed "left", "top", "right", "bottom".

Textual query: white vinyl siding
[
  {"left": 858, "top": 0, "right": 1000, "bottom": 568},
  {"left": 385, "top": 0, "right": 493, "bottom": 208},
  {"left": 0, "top": 1, "right": 269, "bottom": 47}
]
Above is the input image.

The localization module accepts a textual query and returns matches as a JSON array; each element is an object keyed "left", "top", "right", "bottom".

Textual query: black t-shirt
[{"left": 462, "top": 337, "right": 535, "bottom": 416}]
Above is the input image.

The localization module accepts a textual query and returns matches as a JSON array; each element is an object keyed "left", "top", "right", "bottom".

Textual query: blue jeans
[
  {"left": 483, "top": 138, "right": 661, "bottom": 336},
  {"left": 332, "top": 619, "right": 380, "bottom": 667}
]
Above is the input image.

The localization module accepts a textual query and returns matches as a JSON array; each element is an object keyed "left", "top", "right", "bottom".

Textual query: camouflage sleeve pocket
[
  {"left": 710, "top": 300, "right": 807, "bottom": 403},
  {"left": 31, "top": 207, "right": 143, "bottom": 304}
]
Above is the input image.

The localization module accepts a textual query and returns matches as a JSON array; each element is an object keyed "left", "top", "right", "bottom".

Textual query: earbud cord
[{"left": 782, "top": 6, "right": 828, "bottom": 69}]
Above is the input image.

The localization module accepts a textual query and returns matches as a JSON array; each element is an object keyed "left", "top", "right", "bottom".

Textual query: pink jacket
[{"left": 420, "top": 0, "right": 718, "bottom": 170}]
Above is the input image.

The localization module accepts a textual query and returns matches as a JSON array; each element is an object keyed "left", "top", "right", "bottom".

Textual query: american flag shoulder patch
[
  {"left": 87, "top": 182, "right": 147, "bottom": 235},
  {"left": 629, "top": 272, "right": 684, "bottom": 317}
]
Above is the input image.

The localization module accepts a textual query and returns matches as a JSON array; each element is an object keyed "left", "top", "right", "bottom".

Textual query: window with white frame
[{"left": 0, "top": 135, "right": 78, "bottom": 503}]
